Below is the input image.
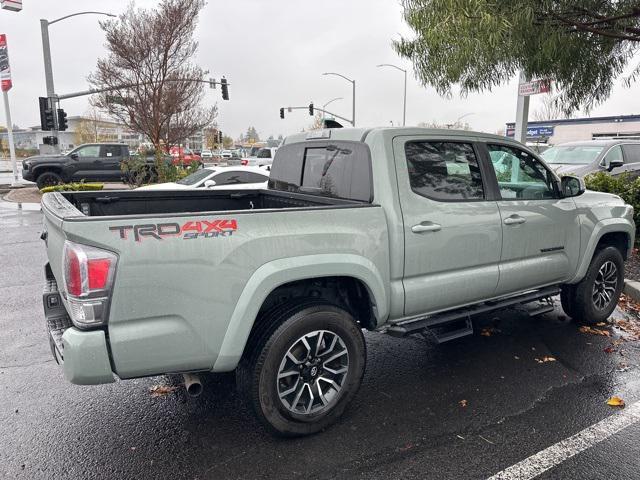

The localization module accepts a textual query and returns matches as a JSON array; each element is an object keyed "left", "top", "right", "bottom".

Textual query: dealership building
[{"left": 506, "top": 114, "right": 640, "bottom": 145}]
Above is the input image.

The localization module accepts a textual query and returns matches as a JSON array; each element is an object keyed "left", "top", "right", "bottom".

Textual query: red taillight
[
  {"left": 241, "top": 159, "right": 248, "bottom": 166},
  {"left": 66, "top": 247, "right": 82, "bottom": 296},
  {"left": 63, "top": 241, "right": 117, "bottom": 298},
  {"left": 88, "top": 258, "right": 112, "bottom": 290}
]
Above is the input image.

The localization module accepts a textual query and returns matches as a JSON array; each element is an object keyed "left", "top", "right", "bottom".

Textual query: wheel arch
[
  {"left": 212, "top": 254, "right": 388, "bottom": 372},
  {"left": 568, "top": 220, "right": 634, "bottom": 284}
]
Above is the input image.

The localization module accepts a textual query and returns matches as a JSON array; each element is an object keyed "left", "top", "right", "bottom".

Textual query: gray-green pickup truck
[{"left": 41, "top": 127, "right": 635, "bottom": 436}]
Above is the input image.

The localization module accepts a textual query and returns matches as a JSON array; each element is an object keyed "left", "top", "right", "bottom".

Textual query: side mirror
[
  {"left": 204, "top": 179, "right": 216, "bottom": 188},
  {"left": 608, "top": 159, "right": 624, "bottom": 172},
  {"left": 561, "top": 175, "right": 585, "bottom": 197},
  {"left": 70, "top": 153, "right": 78, "bottom": 160}
]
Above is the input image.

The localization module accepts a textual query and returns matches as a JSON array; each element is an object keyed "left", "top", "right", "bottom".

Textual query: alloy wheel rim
[
  {"left": 592, "top": 260, "right": 618, "bottom": 310},
  {"left": 276, "top": 329, "right": 349, "bottom": 415}
]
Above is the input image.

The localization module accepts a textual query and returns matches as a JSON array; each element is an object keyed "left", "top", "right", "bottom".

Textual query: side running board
[{"left": 386, "top": 286, "right": 560, "bottom": 341}]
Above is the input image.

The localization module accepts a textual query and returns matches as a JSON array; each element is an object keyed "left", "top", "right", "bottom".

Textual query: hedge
[{"left": 40, "top": 183, "right": 104, "bottom": 193}]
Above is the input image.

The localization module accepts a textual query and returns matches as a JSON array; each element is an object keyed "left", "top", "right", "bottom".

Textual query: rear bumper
[{"left": 44, "top": 267, "right": 115, "bottom": 385}]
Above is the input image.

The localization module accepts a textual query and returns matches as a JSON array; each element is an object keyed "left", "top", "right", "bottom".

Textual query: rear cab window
[{"left": 269, "top": 141, "right": 373, "bottom": 202}]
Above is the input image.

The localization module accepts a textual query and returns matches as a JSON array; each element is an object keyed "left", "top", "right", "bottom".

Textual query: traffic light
[
  {"left": 39, "top": 97, "right": 55, "bottom": 131},
  {"left": 218, "top": 131, "right": 223, "bottom": 144},
  {"left": 309, "top": 103, "right": 314, "bottom": 116},
  {"left": 57, "top": 109, "right": 68, "bottom": 131},
  {"left": 209, "top": 78, "right": 216, "bottom": 89},
  {"left": 280, "top": 108, "right": 285, "bottom": 119},
  {"left": 220, "top": 77, "right": 229, "bottom": 100},
  {"left": 43, "top": 136, "right": 59, "bottom": 146}
]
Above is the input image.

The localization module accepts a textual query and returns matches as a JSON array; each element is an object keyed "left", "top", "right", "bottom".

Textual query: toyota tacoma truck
[{"left": 40, "top": 127, "right": 635, "bottom": 436}]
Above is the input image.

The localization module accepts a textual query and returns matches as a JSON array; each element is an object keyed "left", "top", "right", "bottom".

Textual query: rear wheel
[
  {"left": 237, "top": 302, "right": 366, "bottom": 437},
  {"left": 36, "top": 171, "right": 62, "bottom": 189},
  {"left": 565, "top": 246, "right": 624, "bottom": 324}
]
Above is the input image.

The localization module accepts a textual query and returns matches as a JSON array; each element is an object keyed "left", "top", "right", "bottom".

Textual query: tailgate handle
[{"left": 412, "top": 222, "right": 442, "bottom": 233}]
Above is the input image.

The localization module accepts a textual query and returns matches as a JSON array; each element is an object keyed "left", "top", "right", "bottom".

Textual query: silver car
[{"left": 542, "top": 139, "right": 640, "bottom": 178}]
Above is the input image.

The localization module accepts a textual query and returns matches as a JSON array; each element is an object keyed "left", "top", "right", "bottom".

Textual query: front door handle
[
  {"left": 503, "top": 215, "right": 526, "bottom": 225},
  {"left": 412, "top": 222, "right": 442, "bottom": 233}
]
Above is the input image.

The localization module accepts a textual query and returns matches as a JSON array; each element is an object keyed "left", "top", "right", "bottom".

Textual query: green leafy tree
[
  {"left": 222, "top": 135, "right": 234, "bottom": 149},
  {"left": 245, "top": 126, "right": 260, "bottom": 143},
  {"left": 395, "top": 1, "right": 640, "bottom": 113}
]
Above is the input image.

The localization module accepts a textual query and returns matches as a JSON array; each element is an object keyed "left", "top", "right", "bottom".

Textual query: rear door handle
[
  {"left": 412, "top": 222, "right": 442, "bottom": 233},
  {"left": 503, "top": 215, "right": 526, "bottom": 225}
]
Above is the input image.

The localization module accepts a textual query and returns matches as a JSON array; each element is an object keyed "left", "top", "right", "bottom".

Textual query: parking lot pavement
[{"left": 2, "top": 202, "right": 640, "bottom": 480}]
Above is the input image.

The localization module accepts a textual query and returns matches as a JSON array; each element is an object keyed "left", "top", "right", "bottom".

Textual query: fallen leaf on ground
[
  {"left": 149, "top": 385, "right": 178, "bottom": 397},
  {"left": 535, "top": 356, "right": 557, "bottom": 364},
  {"left": 606, "top": 396, "right": 625, "bottom": 408},
  {"left": 481, "top": 327, "right": 500, "bottom": 337},
  {"left": 579, "top": 326, "right": 611, "bottom": 337},
  {"left": 603, "top": 346, "right": 615, "bottom": 354},
  {"left": 596, "top": 322, "right": 608, "bottom": 327},
  {"left": 459, "top": 399, "right": 468, "bottom": 407}
]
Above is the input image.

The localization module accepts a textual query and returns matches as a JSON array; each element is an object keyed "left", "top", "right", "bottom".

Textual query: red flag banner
[{"left": 0, "top": 34, "right": 12, "bottom": 92}]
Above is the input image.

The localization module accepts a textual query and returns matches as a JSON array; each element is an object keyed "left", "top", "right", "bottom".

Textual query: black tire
[
  {"left": 560, "top": 284, "right": 577, "bottom": 318},
  {"left": 36, "top": 171, "right": 62, "bottom": 189},
  {"left": 568, "top": 246, "right": 624, "bottom": 324},
  {"left": 237, "top": 301, "right": 366, "bottom": 437}
]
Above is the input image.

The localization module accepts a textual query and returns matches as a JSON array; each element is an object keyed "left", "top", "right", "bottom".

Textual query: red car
[{"left": 169, "top": 146, "right": 202, "bottom": 166}]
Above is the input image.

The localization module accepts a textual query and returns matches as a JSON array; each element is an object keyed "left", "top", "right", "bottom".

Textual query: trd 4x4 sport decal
[{"left": 109, "top": 219, "right": 238, "bottom": 242}]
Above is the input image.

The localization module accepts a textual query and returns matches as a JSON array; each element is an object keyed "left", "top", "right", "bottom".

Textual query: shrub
[
  {"left": 584, "top": 172, "right": 640, "bottom": 228},
  {"left": 40, "top": 182, "right": 104, "bottom": 193}
]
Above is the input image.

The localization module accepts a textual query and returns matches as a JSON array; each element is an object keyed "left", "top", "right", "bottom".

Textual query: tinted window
[
  {"left": 74, "top": 145, "right": 100, "bottom": 158},
  {"left": 213, "top": 172, "right": 243, "bottom": 185},
  {"left": 542, "top": 145, "right": 603, "bottom": 165},
  {"left": 405, "top": 141, "right": 484, "bottom": 201},
  {"left": 242, "top": 172, "right": 269, "bottom": 183},
  {"left": 102, "top": 145, "right": 123, "bottom": 157},
  {"left": 257, "top": 148, "right": 272, "bottom": 158},
  {"left": 623, "top": 144, "right": 640, "bottom": 163},
  {"left": 176, "top": 168, "right": 216, "bottom": 186},
  {"left": 487, "top": 144, "right": 557, "bottom": 200},
  {"left": 269, "top": 141, "right": 372, "bottom": 202}
]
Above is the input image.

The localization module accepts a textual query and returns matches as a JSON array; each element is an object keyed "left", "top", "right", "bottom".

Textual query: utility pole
[
  {"left": 39, "top": 11, "right": 116, "bottom": 153},
  {"left": 377, "top": 64, "right": 407, "bottom": 126},
  {"left": 514, "top": 71, "right": 530, "bottom": 144},
  {"left": 2, "top": 90, "right": 18, "bottom": 186},
  {"left": 322, "top": 72, "right": 356, "bottom": 126}
]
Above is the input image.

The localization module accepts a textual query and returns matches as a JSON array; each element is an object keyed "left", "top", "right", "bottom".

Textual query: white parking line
[{"left": 487, "top": 401, "right": 640, "bottom": 480}]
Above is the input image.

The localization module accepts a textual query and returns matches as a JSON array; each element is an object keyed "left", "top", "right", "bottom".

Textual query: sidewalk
[{"left": 2, "top": 183, "right": 131, "bottom": 204}]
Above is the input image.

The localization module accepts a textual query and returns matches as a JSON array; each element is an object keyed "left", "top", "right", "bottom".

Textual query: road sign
[
  {"left": 506, "top": 125, "right": 554, "bottom": 138},
  {"left": 0, "top": 34, "right": 12, "bottom": 92},
  {"left": 518, "top": 79, "right": 551, "bottom": 96}
]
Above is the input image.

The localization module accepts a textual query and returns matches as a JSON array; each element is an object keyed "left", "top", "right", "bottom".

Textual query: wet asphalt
[{"left": 1, "top": 201, "right": 640, "bottom": 480}]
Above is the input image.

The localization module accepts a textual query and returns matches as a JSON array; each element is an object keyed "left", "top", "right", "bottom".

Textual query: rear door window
[
  {"left": 213, "top": 172, "right": 243, "bottom": 185},
  {"left": 404, "top": 141, "right": 485, "bottom": 201},
  {"left": 102, "top": 145, "right": 123, "bottom": 158},
  {"left": 622, "top": 144, "right": 640, "bottom": 164}
]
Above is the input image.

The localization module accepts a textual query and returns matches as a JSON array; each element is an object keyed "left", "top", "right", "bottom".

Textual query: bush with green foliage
[
  {"left": 121, "top": 155, "right": 202, "bottom": 188},
  {"left": 584, "top": 172, "right": 640, "bottom": 228},
  {"left": 40, "top": 182, "right": 104, "bottom": 193}
]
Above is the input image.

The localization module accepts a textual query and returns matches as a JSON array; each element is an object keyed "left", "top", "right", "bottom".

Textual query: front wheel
[
  {"left": 564, "top": 246, "right": 624, "bottom": 324},
  {"left": 36, "top": 171, "right": 62, "bottom": 189},
  {"left": 237, "top": 302, "right": 366, "bottom": 437}
]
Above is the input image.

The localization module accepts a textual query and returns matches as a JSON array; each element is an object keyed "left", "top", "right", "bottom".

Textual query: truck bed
[{"left": 46, "top": 188, "right": 367, "bottom": 219}]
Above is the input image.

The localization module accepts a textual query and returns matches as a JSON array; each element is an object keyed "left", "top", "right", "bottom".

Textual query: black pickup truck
[{"left": 22, "top": 143, "right": 139, "bottom": 189}]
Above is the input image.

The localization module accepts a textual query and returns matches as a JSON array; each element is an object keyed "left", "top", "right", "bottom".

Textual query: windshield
[
  {"left": 542, "top": 145, "right": 604, "bottom": 165},
  {"left": 175, "top": 168, "right": 215, "bottom": 185}
]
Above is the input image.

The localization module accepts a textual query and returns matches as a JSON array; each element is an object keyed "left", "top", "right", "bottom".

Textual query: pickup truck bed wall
[{"left": 58, "top": 189, "right": 363, "bottom": 217}]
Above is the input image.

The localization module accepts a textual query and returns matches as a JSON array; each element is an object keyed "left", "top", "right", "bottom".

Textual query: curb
[{"left": 623, "top": 279, "right": 640, "bottom": 303}]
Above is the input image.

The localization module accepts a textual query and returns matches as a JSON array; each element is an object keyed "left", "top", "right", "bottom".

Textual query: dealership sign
[
  {"left": 506, "top": 125, "right": 554, "bottom": 138},
  {"left": 0, "top": 34, "right": 12, "bottom": 92},
  {"left": 518, "top": 79, "right": 551, "bottom": 96}
]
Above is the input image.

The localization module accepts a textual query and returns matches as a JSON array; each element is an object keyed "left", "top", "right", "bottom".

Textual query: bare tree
[
  {"left": 89, "top": 0, "right": 216, "bottom": 156},
  {"left": 533, "top": 93, "right": 571, "bottom": 121}
]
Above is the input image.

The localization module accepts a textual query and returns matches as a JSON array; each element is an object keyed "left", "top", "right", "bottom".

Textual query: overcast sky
[{"left": 2, "top": 0, "right": 640, "bottom": 140}]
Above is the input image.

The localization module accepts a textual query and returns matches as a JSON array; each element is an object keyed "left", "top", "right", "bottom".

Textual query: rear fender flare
[{"left": 212, "top": 254, "right": 388, "bottom": 372}]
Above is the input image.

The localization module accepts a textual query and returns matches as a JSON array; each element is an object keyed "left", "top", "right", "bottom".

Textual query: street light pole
[
  {"left": 376, "top": 64, "right": 407, "bottom": 126},
  {"left": 40, "top": 11, "right": 116, "bottom": 152},
  {"left": 322, "top": 97, "right": 343, "bottom": 110},
  {"left": 322, "top": 72, "right": 356, "bottom": 126}
]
